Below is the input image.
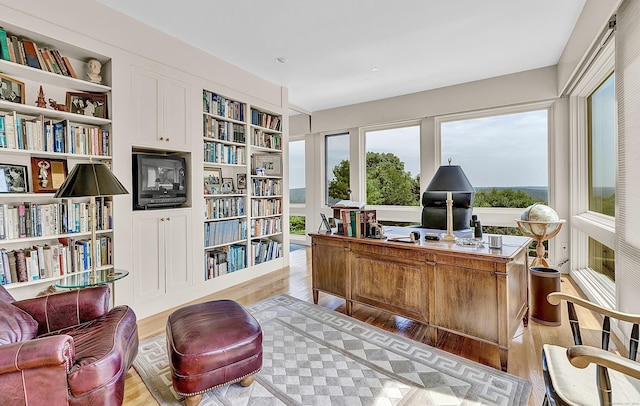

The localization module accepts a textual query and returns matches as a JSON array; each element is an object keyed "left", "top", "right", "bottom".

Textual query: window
[
  {"left": 325, "top": 133, "right": 350, "bottom": 205},
  {"left": 440, "top": 109, "right": 548, "bottom": 208},
  {"left": 589, "top": 237, "right": 615, "bottom": 281},
  {"left": 588, "top": 73, "right": 616, "bottom": 217},
  {"left": 289, "top": 140, "right": 305, "bottom": 204},
  {"left": 364, "top": 125, "right": 420, "bottom": 206}
]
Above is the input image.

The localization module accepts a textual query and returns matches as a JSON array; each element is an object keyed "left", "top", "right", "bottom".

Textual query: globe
[{"left": 520, "top": 204, "right": 561, "bottom": 236}]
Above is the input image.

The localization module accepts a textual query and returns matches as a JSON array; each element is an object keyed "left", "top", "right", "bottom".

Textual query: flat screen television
[{"left": 132, "top": 152, "right": 187, "bottom": 210}]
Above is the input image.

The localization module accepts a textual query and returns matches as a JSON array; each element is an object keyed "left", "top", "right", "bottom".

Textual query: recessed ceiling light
[
  {"left": 370, "top": 67, "right": 379, "bottom": 72},
  {"left": 275, "top": 56, "right": 288, "bottom": 64}
]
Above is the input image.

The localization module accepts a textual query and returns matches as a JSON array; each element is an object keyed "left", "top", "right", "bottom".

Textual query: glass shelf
[{"left": 55, "top": 269, "right": 128, "bottom": 289}]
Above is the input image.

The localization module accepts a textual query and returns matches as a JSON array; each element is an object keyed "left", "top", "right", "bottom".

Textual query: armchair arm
[
  {"left": 567, "top": 345, "right": 640, "bottom": 380},
  {"left": 548, "top": 292, "right": 640, "bottom": 325},
  {"left": 12, "top": 286, "right": 110, "bottom": 335},
  {"left": 0, "top": 335, "right": 75, "bottom": 375}
]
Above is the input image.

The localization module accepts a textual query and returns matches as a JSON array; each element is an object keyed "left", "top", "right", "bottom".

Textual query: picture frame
[
  {"left": 252, "top": 153, "right": 282, "bottom": 176},
  {"left": 236, "top": 173, "right": 247, "bottom": 189},
  {"left": 66, "top": 91, "right": 108, "bottom": 118},
  {"left": 30, "top": 158, "right": 68, "bottom": 193},
  {"left": 221, "top": 177, "right": 234, "bottom": 194},
  {"left": 0, "top": 164, "right": 28, "bottom": 193},
  {"left": 0, "top": 73, "right": 25, "bottom": 104},
  {"left": 204, "top": 167, "right": 222, "bottom": 194}
]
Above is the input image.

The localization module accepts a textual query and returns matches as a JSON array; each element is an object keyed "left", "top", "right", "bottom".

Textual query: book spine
[{"left": 0, "top": 28, "right": 9, "bottom": 61}]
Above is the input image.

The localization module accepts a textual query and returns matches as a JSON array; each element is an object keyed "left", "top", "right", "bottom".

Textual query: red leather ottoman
[{"left": 166, "top": 300, "right": 262, "bottom": 406}]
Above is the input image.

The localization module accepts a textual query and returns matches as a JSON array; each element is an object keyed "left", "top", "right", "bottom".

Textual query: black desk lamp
[
  {"left": 54, "top": 162, "right": 128, "bottom": 280},
  {"left": 425, "top": 159, "right": 474, "bottom": 241}
]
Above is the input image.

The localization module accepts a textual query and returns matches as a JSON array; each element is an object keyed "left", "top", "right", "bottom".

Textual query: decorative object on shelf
[
  {"left": 86, "top": 58, "right": 102, "bottom": 84},
  {"left": 0, "top": 163, "right": 28, "bottom": 193},
  {"left": 66, "top": 91, "right": 107, "bottom": 118},
  {"left": 54, "top": 161, "right": 128, "bottom": 281},
  {"left": 237, "top": 173, "right": 246, "bottom": 190},
  {"left": 204, "top": 167, "right": 221, "bottom": 194},
  {"left": 221, "top": 177, "right": 234, "bottom": 194},
  {"left": 252, "top": 153, "right": 282, "bottom": 176},
  {"left": 425, "top": 159, "right": 475, "bottom": 242},
  {"left": 515, "top": 203, "right": 566, "bottom": 267},
  {"left": 0, "top": 73, "right": 25, "bottom": 104},
  {"left": 48, "top": 98, "right": 68, "bottom": 111},
  {"left": 35, "top": 85, "right": 46, "bottom": 108},
  {"left": 30, "top": 157, "right": 68, "bottom": 193}
]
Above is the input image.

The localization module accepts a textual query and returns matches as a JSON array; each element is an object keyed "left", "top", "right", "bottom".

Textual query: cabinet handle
[
  {"left": 165, "top": 137, "right": 170, "bottom": 142},
  {"left": 159, "top": 136, "right": 165, "bottom": 141},
  {"left": 166, "top": 217, "right": 171, "bottom": 221},
  {"left": 160, "top": 218, "right": 165, "bottom": 221}
]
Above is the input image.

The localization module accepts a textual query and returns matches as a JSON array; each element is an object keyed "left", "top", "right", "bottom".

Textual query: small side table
[{"left": 55, "top": 269, "right": 129, "bottom": 307}]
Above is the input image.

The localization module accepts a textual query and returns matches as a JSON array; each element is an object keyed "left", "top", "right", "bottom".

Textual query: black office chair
[{"left": 421, "top": 191, "right": 474, "bottom": 230}]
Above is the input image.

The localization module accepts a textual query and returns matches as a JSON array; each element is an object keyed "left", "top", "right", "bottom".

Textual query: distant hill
[
  {"left": 475, "top": 186, "right": 549, "bottom": 202},
  {"left": 290, "top": 188, "right": 305, "bottom": 203}
]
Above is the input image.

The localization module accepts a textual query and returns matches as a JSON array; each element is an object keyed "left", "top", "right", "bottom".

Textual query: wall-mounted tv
[{"left": 132, "top": 152, "right": 187, "bottom": 210}]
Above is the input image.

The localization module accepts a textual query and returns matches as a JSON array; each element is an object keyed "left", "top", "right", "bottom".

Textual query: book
[
  {"left": 62, "top": 56, "right": 78, "bottom": 78},
  {"left": 0, "top": 28, "right": 10, "bottom": 61},
  {"left": 21, "top": 39, "right": 41, "bottom": 69},
  {"left": 0, "top": 115, "right": 6, "bottom": 148},
  {"left": 10, "top": 35, "right": 23, "bottom": 65}
]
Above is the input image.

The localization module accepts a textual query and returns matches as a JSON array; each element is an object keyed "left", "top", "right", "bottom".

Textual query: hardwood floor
[{"left": 123, "top": 246, "right": 622, "bottom": 406}]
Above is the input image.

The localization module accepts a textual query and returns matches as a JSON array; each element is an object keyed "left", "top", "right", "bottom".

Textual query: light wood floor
[{"left": 123, "top": 246, "right": 622, "bottom": 406}]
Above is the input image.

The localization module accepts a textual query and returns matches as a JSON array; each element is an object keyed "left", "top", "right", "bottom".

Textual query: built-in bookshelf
[
  {"left": 0, "top": 22, "right": 113, "bottom": 290},
  {"left": 202, "top": 91, "right": 284, "bottom": 280}
]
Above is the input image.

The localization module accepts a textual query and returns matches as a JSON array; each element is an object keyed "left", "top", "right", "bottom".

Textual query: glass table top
[{"left": 55, "top": 269, "right": 129, "bottom": 289}]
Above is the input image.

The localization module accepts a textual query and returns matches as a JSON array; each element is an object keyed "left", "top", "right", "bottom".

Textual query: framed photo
[
  {"left": 204, "top": 167, "right": 222, "bottom": 194},
  {"left": 0, "top": 73, "right": 25, "bottom": 104},
  {"left": 237, "top": 173, "right": 247, "bottom": 189},
  {"left": 66, "top": 92, "right": 107, "bottom": 118},
  {"left": 221, "top": 177, "right": 234, "bottom": 194},
  {"left": 0, "top": 164, "right": 28, "bottom": 193},
  {"left": 30, "top": 158, "right": 68, "bottom": 193},
  {"left": 252, "top": 153, "right": 282, "bottom": 176}
]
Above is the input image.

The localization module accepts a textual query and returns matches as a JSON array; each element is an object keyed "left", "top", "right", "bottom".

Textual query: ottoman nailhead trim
[{"left": 175, "top": 367, "right": 261, "bottom": 398}]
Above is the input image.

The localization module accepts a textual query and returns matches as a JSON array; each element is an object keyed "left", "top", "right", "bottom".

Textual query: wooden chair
[{"left": 542, "top": 292, "right": 640, "bottom": 405}]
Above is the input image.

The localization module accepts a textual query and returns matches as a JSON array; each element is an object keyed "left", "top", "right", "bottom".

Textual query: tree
[
  {"left": 328, "top": 152, "right": 420, "bottom": 206},
  {"left": 474, "top": 188, "right": 543, "bottom": 208}
]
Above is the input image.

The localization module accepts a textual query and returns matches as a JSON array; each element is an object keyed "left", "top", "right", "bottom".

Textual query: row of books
[
  {"left": 251, "top": 128, "right": 281, "bottom": 150},
  {"left": 251, "top": 198, "right": 282, "bottom": 217},
  {"left": 203, "top": 90, "right": 245, "bottom": 121},
  {"left": 0, "top": 236, "right": 112, "bottom": 285},
  {"left": 250, "top": 109, "right": 281, "bottom": 131},
  {"left": 204, "top": 196, "right": 245, "bottom": 220},
  {"left": 203, "top": 115, "right": 246, "bottom": 143},
  {"left": 251, "top": 238, "right": 281, "bottom": 265},
  {"left": 204, "top": 218, "right": 247, "bottom": 247},
  {"left": 0, "top": 198, "right": 112, "bottom": 241},
  {"left": 204, "top": 244, "right": 246, "bottom": 280},
  {"left": 204, "top": 141, "right": 246, "bottom": 165},
  {"left": 0, "top": 112, "right": 110, "bottom": 156},
  {"left": 250, "top": 217, "right": 281, "bottom": 237},
  {"left": 336, "top": 209, "right": 378, "bottom": 238},
  {"left": 251, "top": 178, "right": 282, "bottom": 197},
  {"left": 0, "top": 28, "right": 78, "bottom": 78}
]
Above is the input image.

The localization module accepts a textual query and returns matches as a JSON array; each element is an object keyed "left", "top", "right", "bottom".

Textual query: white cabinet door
[
  {"left": 133, "top": 210, "right": 165, "bottom": 301},
  {"left": 164, "top": 209, "right": 193, "bottom": 290},
  {"left": 130, "top": 65, "right": 191, "bottom": 150}
]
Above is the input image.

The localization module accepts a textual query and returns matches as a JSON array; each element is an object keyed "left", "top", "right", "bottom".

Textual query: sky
[{"left": 289, "top": 109, "right": 557, "bottom": 191}]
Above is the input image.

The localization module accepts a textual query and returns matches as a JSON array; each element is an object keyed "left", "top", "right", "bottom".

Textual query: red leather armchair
[{"left": 0, "top": 284, "right": 138, "bottom": 406}]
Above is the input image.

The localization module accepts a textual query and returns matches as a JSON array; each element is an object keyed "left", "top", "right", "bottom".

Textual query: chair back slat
[
  {"left": 567, "top": 302, "right": 583, "bottom": 345},
  {"left": 602, "top": 316, "right": 611, "bottom": 351},
  {"left": 630, "top": 324, "right": 639, "bottom": 361}
]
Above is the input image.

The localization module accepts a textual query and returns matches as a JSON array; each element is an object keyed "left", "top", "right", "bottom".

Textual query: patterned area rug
[{"left": 133, "top": 294, "right": 531, "bottom": 405}]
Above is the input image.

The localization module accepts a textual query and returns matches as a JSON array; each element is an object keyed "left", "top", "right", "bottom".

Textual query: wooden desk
[{"left": 310, "top": 231, "right": 531, "bottom": 371}]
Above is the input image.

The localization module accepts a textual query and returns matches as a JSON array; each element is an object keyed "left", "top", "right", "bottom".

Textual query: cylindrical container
[
  {"left": 488, "top": 235, "right": 502, "bottom": 249},
  {"left": 529, "top": 266, "right": 561, "bottom": 326}
]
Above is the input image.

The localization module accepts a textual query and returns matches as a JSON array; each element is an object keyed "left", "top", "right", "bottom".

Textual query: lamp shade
[
  {"left": 53, "top": 163, "right": 129, "bottom": 198},
  {"left": 425, "top": 165, "right": 474, "bottom": 193}
]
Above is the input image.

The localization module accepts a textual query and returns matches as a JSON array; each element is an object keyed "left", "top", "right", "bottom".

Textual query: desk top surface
[{"left": 311, "top": 226, "right": 532, "bottom": 261}]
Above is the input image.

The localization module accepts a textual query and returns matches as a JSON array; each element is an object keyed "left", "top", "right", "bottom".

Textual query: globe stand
[{"left": 515, "top": 220, "right": 566, "bottom": 267}]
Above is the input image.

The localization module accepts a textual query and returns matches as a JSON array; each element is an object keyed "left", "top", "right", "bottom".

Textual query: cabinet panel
[
  {"left": 133, "top": 211, "right": 165, "bottom": 300},
  {"left": 163, "top": 77, "right": 190, "bottom": 148},
  {"left": 165, "top": 210, "right": 192, "bottom": 289},
  {"left": 131, "top": 66, "right": 162, "bottom": 145},
  {"left": 311, "top": 238, "right": 347, "bottom": 298}
]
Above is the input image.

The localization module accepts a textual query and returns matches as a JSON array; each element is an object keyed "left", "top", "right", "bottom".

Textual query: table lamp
[
  {"left": 54, "top": 162, "right": 128, "bottom": 280},
  {"left": 425, "top": 159, "right": 475, "bottom": 241}
]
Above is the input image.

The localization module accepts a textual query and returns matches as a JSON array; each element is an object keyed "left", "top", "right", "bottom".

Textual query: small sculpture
[
  {"left": 86, "top": 58, "right": 102, "bottom": 84},
  {"left": 35, "top": 86, "right": 46, "bottom": 108},
  {"left": 48, "top": 98, "right": 68, "bottom": 112}
]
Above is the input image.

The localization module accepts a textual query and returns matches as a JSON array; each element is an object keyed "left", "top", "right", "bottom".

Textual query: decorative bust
[{"left": 86, "top": 58, "right": 102, "bottom": 83}]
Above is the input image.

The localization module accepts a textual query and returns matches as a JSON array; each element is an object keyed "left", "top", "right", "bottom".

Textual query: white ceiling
[{"left": 97, "top": 0, "right": 586, "bottom": 112}]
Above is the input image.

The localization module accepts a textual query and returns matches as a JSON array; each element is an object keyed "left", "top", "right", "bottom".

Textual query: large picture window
[
  {"left": 364, "top": 125, "right": 420, "bottom": 206},
  {"left": 440, "top": 109, "right": 549, "bottom": 208},
  {"left": 325, "top": 133, "right": 350, "bottom": 205}
]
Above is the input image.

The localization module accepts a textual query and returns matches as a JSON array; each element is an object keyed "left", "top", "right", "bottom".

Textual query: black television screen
[{"left": 133, "top": 153, "right": 187, "bottom": 210}]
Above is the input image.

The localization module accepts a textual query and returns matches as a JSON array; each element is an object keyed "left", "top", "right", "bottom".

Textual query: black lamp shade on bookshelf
[{"left": 54, "top": 163, "right": 128, "bottom": 198}]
